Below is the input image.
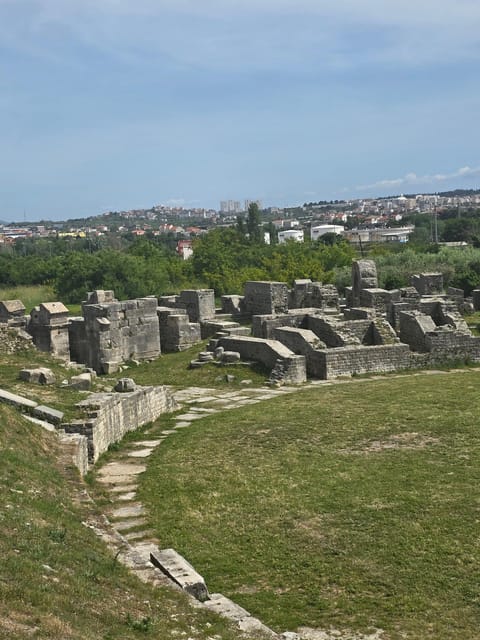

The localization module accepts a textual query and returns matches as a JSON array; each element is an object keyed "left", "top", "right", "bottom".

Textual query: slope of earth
[{"left": 0, "top": 404, "right": 252, "bottom": 639}]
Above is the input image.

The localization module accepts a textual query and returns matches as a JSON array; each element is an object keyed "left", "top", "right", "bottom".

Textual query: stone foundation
[{"left": 63, "top": 385, "right": 178, "bottom": 462}]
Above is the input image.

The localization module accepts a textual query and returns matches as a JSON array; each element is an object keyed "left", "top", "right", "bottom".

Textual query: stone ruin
[
  {"left": 206, "top": 261, "right": 480, "bottom": 382},
  {"left": 2, "top": 260, "right": 480, "bottom": 383}
]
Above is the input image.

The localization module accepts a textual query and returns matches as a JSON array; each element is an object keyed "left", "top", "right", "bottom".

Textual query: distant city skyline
[{"left": 1, "top": 1, "right": 480, "bottom": 221}]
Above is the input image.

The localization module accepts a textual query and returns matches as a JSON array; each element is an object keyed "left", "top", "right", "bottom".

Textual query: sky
[{"left": 1, "top": 0, "right": 480, "bottom": 221}]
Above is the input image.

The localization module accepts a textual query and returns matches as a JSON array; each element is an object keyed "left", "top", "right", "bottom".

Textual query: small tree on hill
[{"left": 247, "top": 203, "right": 263, "bottom": 244}]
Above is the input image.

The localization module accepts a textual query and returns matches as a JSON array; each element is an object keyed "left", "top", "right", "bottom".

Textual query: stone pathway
[
  {"left": 97, "top": 384, "right": 299, "bottom": 546},
  {"left": 95, "top": 383, "right": 302, "bottom": 638}
]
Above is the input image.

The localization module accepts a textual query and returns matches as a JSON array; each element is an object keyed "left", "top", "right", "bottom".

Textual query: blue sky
[{"left": 1, "top": 0, "right": 480, "bottom": 221}]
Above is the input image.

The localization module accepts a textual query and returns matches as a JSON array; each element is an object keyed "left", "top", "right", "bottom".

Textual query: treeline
[
  {"left": 0, "top": 230, "right": 356, "bottom": 302},
  {"left": 3, "top": 228, "right": 480, "bottom": 303}
]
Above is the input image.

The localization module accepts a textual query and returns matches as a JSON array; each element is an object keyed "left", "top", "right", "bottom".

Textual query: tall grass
[{"left": 0, "top": 284, "right": 55, "bottom": 312}]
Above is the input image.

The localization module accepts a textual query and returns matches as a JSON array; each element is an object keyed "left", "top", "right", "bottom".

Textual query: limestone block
[
  {"left": 472, "top": 289, "right": 480, "bottom": 311},
  {"left": 114, "top": 378, "right": 137, "bottom": 392},
  {"left": 203, "top": 593, "right": 250, "bottom": 621},
  {"left": 150, "top": 548, "right": 209, "bottom": 601},
  {"left": 70, "top": 373, "right": 92, "bottom": 390},
  {"left": 244, "top": 281, "right": 289, "bottom": 316},
  {"left": 221, "top": 295, "right": 244, "bottom": 315},
  {"left": 33, "top": 405, "right": 64, "bottom": 425},
  {"left": 352, "top": 260, "right": 378, "bottom": 305},
  {"left": 0, "top": 388, "right": 38, "bottom": 411},
  {"left": 220, "top": 351, "right": 241, "bottom": 363},
  {"left": 19, "top": 367, "right": 56, "bottom": 385}
]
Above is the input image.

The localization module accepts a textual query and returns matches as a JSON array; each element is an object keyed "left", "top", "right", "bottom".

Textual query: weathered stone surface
[
  {"left": 220, "top": 350, "right": 241, "bottom": 363},
  {"left": 150, "top": 548, "right": 209, "bottom": 602},
  {"left": 72, "top": 295, "right": 161, "bottom": 374},
  {"left": 70, "top": 373, "right": 92, "bottom": 390},
  {"left": 33, "top": 405, "right": 64, "bottom": 425},
  {"left": 0, "top": 300, "right": 27, "bottom": 328},
  {"left": 216, "top": 335, "right": 307, "bottom": 384},
  {"left": 27, "top": 302, "right": 70, "bottom": 359},
  {"left": 203, "top": 593, "right": 251, "bottom": 621},
  {"left": 0, "top": 388, "right": 38, "bottom": 410},
  {"left": 411, "top": 272, "right": 444, "bottom": 296},
  {"left": 244, "top": 281, "right": 289, "bottom": 316},
  {"left": 113, "top": 518, "right": 148, "bottom": 531},
  {"left": 63, "top": 386, "right": 177, "bottom": 462},
  {"left": 19, "top": 367, "right": 56, "bottom": 385},
  {"left": 114, "top": 377, "right": 137, "bottom": 392},
  {"left": 178, "top": 289, "right": 215, "bottom": 323},
  {"left": 127, "top": 448, "right": 154, "bottom": 458},
  {"left": 351, "top": 260, "right": 378, "bottom": 306},
  {"left": 111, "top": 504, "right": 146, "bottom": 519}
]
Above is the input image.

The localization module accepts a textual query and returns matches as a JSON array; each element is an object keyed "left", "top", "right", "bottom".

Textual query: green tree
[{"left": 247, "top": 203, "right": 263, "bottom": 244}]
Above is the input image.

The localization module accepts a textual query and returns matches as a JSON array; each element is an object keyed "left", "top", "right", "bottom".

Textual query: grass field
[
  {"left": 139, "top": 371, "right": 480, "bottom": 639},
  {"left": 107, "top": 340, "right": 269, "bottom": 389}
]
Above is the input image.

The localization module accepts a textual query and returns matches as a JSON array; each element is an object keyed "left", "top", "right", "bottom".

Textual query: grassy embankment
[
  {"left": 0, "top": 403, "right": 252, "bottom": 640},
  {"left": 138, "top": 370, "right": 480, "bottom": 639}
]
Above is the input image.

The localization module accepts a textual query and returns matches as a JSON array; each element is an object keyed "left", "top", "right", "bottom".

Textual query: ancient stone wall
[
  {"left": 244, "top": 281, "right": 289, "bottom": 316},
  {"left": 178, "top": 289, "right": 215, "bottom": 323},
  {"left": 81, "top": 297, "right": 161, "bottom": 373},
  {"left": 28, "top": 302, "right": 70, "bottom": 359},
  {"left": 0, "top": 300, "right": 26, "bottom": 327},
  {"left": 252, "top": 311, "right": 311, "bottom": 339},
  {"left": 157, "top": 308, "right": 201, "bottom": 352},
  {"left": 215, "top": 335, "right": 307, "bottom": 383},
  {"left": 411, "top": 272, "right": 444, "bottom": 296},
  {"left": 317, "top": 344, "right": 416, "bottom": 379},
  {"left": 63, "top": 385, "right": 178, "bottom": 462}
]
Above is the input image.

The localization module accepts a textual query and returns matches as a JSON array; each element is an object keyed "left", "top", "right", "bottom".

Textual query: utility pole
[{"left": 434, "top": 206, "right": 438, "bottom": 244}]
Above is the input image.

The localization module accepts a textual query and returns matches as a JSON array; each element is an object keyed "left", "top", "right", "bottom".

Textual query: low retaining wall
[
  {"left": 216, "top": 335, "right": 307, "bottom": 384},
  {"left": 63, "top": 386, "right": 178, "bottom": 462},
  {"left": 317, "top": 343, "right": 417, "bottom": 379}
]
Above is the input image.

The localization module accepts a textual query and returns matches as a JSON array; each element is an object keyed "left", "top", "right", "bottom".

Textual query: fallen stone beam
[{"left": 150, "top": 548, "right": 209, "bottom": 602}]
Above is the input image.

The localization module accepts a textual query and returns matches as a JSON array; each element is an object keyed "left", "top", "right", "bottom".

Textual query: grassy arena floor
[{"left": 140, "top": 371, "right": 480, "bottom": 639}]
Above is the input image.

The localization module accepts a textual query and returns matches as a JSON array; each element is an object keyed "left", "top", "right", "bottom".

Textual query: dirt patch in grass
[
  {"left": 341, "top": 431, "right": 440, "bottom": 454},
  {"left": 297, "top": 628, "right": 384, "bottom": 640}
]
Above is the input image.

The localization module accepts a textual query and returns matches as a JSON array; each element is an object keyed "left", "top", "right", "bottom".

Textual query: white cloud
[{"left": 356, "top": 166, "right": 480, "bottom": 192}]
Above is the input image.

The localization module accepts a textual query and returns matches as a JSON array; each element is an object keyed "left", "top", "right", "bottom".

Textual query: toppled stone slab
[
  {"left": 19, "top": 367, "right": 56, "bottom": 385},
  {"left": 24, "top": 414, "right": 56, "bottom": 432},
  {"left": 0, "top": 388, "right": 38, "bottom": 411},
  {"left": 150, "top": 548, "right": 209, "bottom": 602},
  {"left": 33, "top": 405, "right": 64, "bottom": 425},
  {"left": 69, "top": 373, "right": 92, "bottom": 390}
]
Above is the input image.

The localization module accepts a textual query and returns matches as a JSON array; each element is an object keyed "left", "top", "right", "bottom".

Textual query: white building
[
  {"left": 310, "top": 224, "right": 344, "bottom": 241},
  {"left": 278, "top": 229, "right": 304, "bottom": 244},
  {"left": 244, "top": 199, "right": 263, "bottom": 211},
  {"left": 220, "top": 200, "right": 242, "bottom": 214}
]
